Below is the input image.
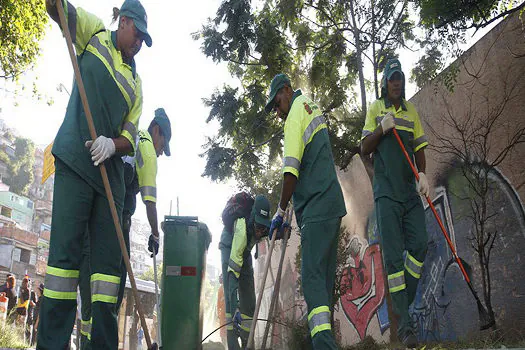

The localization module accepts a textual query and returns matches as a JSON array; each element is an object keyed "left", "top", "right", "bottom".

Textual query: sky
[{"left": 0, "top": 0, "right": 496, "bottom": 270}]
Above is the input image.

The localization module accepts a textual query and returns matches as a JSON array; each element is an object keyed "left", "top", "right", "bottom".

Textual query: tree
[
  {"left": 410, "top": 1, "right": 525, "bottom": 89},
  {"left": 0, "top": 0, "right": 48, "bottom": 80},
  {"left": 196, "top": 0, "right": 419, "bottom": 192},
  {"left": 426, "top": 46, "right": 525, "bottom": 329},
  {"left": 1, "top": 137, "right": 35, "bottom": 196},
  {"left": 139, "top": 263, "right": 163, "bottom": 282},
  {"left": 416, "top": 0, "right": 525, "bottom": 31}
]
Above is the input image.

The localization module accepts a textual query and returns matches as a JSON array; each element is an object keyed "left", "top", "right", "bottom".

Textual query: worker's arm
[
  {"left": 361, "top": 126, "right": 384, "bottom": 156},
  {"left": 278, "top": 173, "right": 297, "bottom": 211},
  {"left": 113, "top": 136, "right": 133, "bottom": 156},
  {"left": 228, "top": 218, "right": 247, "bottom": 313},
  {"left": 413, "top": 110, "right": 430, "bottom": 196},
  {"left": 361, "top": 103, "right": 394, "bottom": 155},
  {"left": 120, "top": 76, "right": 142, "bottom": 156},
  {"left": 46, "top": 0, "right": 105, "bottom": 54},
  {"left": 415, "top": 149, "right": 426, "bottom": 173},
  {"left": 145, "top": 201, "right": 159, "bottom": 237}
]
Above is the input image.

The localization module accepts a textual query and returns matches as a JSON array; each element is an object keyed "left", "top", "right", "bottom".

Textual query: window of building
[
  {"left": 27, "top": 201, "right": 33, "bottom": 210},
  {"left": 13, "top": 247, "right": 32, "bottom": 264}
]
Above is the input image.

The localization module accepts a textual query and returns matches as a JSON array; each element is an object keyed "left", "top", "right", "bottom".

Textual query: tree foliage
[
  {"left": 416, "top": 0, "right": 525, "bottom": 31},
  {"left": 139, "top": 263, "right": 163, "bottom": 282},
  {"left": 0, "top": 0, "right": 48, "bottom": 80},
  {"left": 196, "top": 0, "right": 418, "bottom": 192},
  {"left": 0, "top": 136, "right": 35, "bottom": 196}
]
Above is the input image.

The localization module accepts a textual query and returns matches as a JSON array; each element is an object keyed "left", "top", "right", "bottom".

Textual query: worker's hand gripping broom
[
  {"left": 247, "top": 206, "right": 293, "bottom": 349},
  {"left": 392, "top": 128, "right": 494, "bottom": 331},
  {"left": 55, "top": 2, "right": 158, "bottom": 348}
]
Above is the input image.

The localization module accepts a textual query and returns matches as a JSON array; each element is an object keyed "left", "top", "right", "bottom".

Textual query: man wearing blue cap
[
  {"left": 361, "top": 58, "right": 429, "bottom": 347},
  {"left": 77, "top": 109, "right": 171, "bottom": 349},
  {"left": 39, "top": 0, "right": 152, "bottom": 349},
  {"left": 265, "top": 74, "right": 346, "bottom": 350}
]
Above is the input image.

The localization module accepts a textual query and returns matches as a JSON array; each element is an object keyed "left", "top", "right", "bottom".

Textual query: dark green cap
[
  {"left": 153, "top": 108, "right": 171, "bottom": 156},
  {"left": 120, "top": 0, "right": 152, "bottom": 47},
  {"left": 384, "top": 58, "right": 404, "bottom": 80},
  {"left": 253, "top": 195, "right": 271, "bottom": 228},
  {"left": 265, "top": 73, "right": 291, "bottom": 113}
]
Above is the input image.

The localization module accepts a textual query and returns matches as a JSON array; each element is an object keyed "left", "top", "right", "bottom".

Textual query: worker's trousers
[
  {"left": 301, "top": 217, "right": 341, "bottom": 350},
  {"left": 375, "top": 196, "right": 428, "bottom": 340},
  {"left": 37, "top": 159, "right": 124, "bottom": 350},
  {"left": 220, "top": 247, "right": 255, "bottom": 350},
  {"left": 78, "top": 199, "right": 133, "bottom": 349}
]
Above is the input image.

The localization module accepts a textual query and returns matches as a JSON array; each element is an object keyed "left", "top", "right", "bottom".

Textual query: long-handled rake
[{"left": 392, "top": 128, "right": 494, "bottom": 330}]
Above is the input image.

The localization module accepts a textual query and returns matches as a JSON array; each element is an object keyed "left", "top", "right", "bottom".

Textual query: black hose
[{"left": 201, "top": 318, "right": 292, "bottom": 343}]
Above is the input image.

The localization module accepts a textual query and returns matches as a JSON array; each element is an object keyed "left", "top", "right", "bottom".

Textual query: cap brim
[
  {"left": 265, "top": 91, "right": 277, "bottom": 113},
  {"left": 134, "top": 20, "right": 152, "bottom": 47},
  {"left": 255, "top": 215, "right": 271, "bottom": 228},
  {"left": 387, "top": 69, "right": 404, "bottom": 80}
]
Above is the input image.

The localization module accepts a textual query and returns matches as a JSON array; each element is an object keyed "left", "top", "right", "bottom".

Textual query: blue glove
[
  {"left": 232, "top": 309, "right": 242, "bottom": 331},
  {"left": 148, "top": 234, "right": 159, "bottom": 257},
  {"left": 269, "top": 212, "right": 284, "bottom": 241}
]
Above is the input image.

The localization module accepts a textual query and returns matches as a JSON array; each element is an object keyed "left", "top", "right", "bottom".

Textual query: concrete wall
[{"left": 254, "top": 12, "right": 525, "bottom": 348}]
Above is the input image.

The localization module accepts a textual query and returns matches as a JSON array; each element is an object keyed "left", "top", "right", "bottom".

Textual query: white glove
[
  {"left": 381, "top": 112, "right": 395, "bottom": 135},
  {"left": 417, "top": 172, "right": 430, "bottom": 197},
  {"left": 85, "top": 136, "right": 116, "bottom": 166}
]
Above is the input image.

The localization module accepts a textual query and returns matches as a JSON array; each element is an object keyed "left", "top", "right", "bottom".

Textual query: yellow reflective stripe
[
  {"left": 85, "top": 35, "right": 136, "bottom": 109},
  {"left": 308, "top": 305, "right": 330, "bottom": 321},
  {"left": 375, "top": 116, "right": 415, "bottom": 130},
  {"left": 47, "top": 265, "right": 79, "bottom": 278},
  {"left": 90, "top": 273, "right": 120, "bottom": 284},
  {"left": 226, "top": 324, "right": 234, "bottom": 330},
  {"left": 283, "top": 156, "right": 300, "bottom": 172},
  {"left": 140, "top": 186, "right": 157, "bottom": 201},
  {"left": 239, "top": 314, "right": 253, "bottom": 332},
  {"left": 311, "top": 323, "right": 332, "bottom": 338},
  {"left": 122, "top": 121, "right": 138, "bottom": 144},
  {"left": 45, "top": 266, "right": 79, "bottom": 298},
  {"left": 361, "top": 129, "right": 373, "bottom": 139},
  {"left": 91, "top": 273, "right": 120, "bottom": 304},
  {"left": 81, "top": 318, "right": 92, "bottom": 340},
  {"left": 43, "top": 289, "right": 77, "bottom": 300},
  {"left": 228, "top": 258, "right": 241, "bottom": 273},
  {"left": 308, "top": 305, "right": 331, "bottom": 338},
  {"left": 405, "top": 253, "right": 424, "bottom": 279},
  {"left": 388, "top": 270, "right": 406, "bottom": 293},
  {"left": 92, "top": 294, "right": 117, "bottom": 303},
  {"left": 302, "top": 115, "right": 327, "bottom": 145}
]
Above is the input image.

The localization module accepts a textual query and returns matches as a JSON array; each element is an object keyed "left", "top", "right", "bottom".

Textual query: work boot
[{"left": 401, "top": 330, "right": 418, "bottom": 348}]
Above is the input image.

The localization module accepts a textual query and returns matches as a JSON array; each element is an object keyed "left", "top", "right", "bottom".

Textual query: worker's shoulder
[
  {"left": 403, "top": 99, "right": 419, "bottom": 115},
  {"left": 368, "top": 99, "right": 385, "bottom": 112}
]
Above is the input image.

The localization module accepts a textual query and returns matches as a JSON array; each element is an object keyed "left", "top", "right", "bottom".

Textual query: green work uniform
[
  {"left": 77, "top": 130, "right": 157, "bottom": 349},
  {"left": 38, "top": 2, "right": 142, "bottom": 350},
  {"left": 219, "top": 214, "right": 258, "bottom": 350},
  {"left": 361, "top": 97, "right": 429, "bottom": 339},
  {"left": 282, "top": 90, "right": 346, "bottom": 349}
]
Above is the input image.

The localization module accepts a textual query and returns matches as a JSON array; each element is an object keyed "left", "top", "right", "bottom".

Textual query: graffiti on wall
[
  {"left": 339, "top": 214, "right": 390, "bottom": 340},
  {"left": 413, "top": 164, "right": 525, "bottom": 341}
]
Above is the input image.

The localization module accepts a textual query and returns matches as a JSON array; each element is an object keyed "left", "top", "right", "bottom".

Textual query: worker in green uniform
[
  {"left": 265, "top": 74, "right": 347, "bottom": 350},
  {"left": 361, "top": 58, "right": 429, "bottom": 348},
  {"left": 78, "top": 109, "right": 171, "bottom": 349},
  {"left": 38, "top": 0, "right": 151, "bottom": 349},
  {"left": 219, "top": 194, "right": 271, "bottom": 350}
]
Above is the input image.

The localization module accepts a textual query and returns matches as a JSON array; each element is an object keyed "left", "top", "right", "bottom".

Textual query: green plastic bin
[{"left": 161, "top": 216, "right": 211, "bottom": 350}]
